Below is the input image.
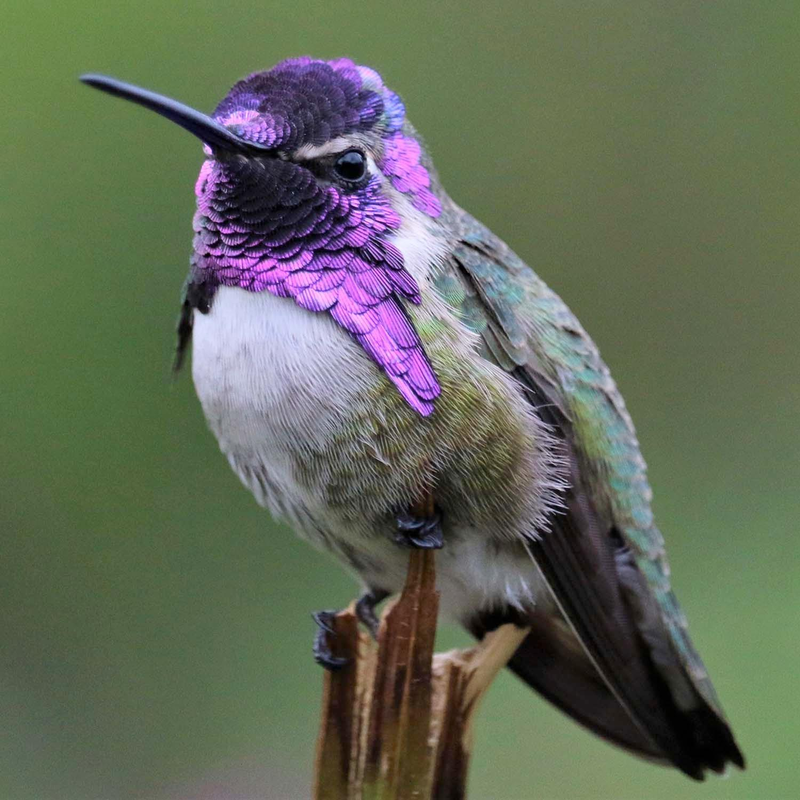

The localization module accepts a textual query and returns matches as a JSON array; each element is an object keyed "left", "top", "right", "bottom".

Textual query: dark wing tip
[
  {"left": 682, "top": 705, "right": 746, "bottom": 778},
  {"left": 467, "top": 606, "right": 746, "bottom": 782}
]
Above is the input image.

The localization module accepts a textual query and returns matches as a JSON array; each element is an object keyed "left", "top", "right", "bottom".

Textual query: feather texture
[{"left": 436, "top": 203, "right": 744, "bottom": 778}]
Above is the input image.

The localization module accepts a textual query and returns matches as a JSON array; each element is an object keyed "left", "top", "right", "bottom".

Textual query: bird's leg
[
  {"left": 314, "top": 490, "right": 439, "bottom": 669},
  {"left": 394, "top": 489, "right": 443, "bottom": 550},
  {"left": 313, "top": 588, "right": 390, "bottom": 670},
  {"left": 355, "top": 587, "right": 390, "bottom": 639}
]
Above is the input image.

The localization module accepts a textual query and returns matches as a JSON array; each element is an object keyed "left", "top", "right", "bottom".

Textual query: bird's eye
[{"left": 333, "top": 149, "right": 367, "bottom": 183}]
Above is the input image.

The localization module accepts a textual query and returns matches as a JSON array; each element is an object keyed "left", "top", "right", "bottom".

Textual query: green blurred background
[{"left": 3, "top": 1, "right": 798, "bottom": 798}]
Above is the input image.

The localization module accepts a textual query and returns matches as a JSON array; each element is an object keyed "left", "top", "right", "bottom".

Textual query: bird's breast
[
  {"left": 191, "top": 284, "right": 379, "bottom": 452},
  {"left": 190, "top": 282, "right": 565, "bottom": 578}
]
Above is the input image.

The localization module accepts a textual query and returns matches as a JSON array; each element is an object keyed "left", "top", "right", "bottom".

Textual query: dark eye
[{"left": 334, "top": 149, "right": 367, "bottom": 183}]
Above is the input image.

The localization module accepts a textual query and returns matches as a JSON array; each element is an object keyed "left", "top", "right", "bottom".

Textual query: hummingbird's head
[
  {"left": 189, "top": 57, "right": 444, "bottom": 286},
  {"left": 82, "top": 58, "right": 445, "bottom": 414},
  {"left": 210, "top": 57, "right": 441, "bottom": 213}
]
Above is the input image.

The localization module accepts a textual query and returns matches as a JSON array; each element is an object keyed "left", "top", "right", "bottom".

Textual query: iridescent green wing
[{"left": 434, "top": 205, "right": 743, "bottom": 776}]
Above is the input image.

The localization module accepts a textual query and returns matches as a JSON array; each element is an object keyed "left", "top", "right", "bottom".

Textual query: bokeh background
[{"left": 3, "top": 1, "right": 798, "bottom": 798}]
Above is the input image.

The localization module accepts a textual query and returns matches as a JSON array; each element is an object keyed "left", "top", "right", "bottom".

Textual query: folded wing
[{"left": 437, "top": 211, "right": 744, "bottom": 779}]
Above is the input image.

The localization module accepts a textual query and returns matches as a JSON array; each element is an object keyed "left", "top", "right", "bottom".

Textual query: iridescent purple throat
[{"left": 192, "top": 58, "right": 441, "bottom": 415}]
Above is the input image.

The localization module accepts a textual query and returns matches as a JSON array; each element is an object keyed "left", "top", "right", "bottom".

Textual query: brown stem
[{"left": 313, "top": 548, "right": 527, "bottom": 799}]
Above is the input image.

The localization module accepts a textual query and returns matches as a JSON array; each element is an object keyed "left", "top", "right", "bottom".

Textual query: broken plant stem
[{"left": 313, "top": 549, "right": 528, "bottom": 799}]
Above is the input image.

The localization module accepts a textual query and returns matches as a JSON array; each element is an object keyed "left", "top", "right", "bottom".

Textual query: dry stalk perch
[{"left": 313, "top": 549, "right": 528, "bottom": 799}]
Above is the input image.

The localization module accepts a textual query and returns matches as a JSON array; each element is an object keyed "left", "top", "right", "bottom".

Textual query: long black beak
[{"left": 80, "top": 74, "right": 271, "bottom": 155}]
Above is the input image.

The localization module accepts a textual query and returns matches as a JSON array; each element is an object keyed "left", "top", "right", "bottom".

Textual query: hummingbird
[{"left": 81, "top": 57, "right": 744, "bottom": 780}]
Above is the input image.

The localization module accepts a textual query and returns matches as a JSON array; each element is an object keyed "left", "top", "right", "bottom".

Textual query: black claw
[
  {"left": 312, "top": 610, "right": 349, "bottom": 671},
  {"left": 394, "top": 508, "right": 444, "bottom": 549},
  {"left": 313, "top": 609, "right": 337, "bottom": 635},
  {"left": 355, "top": 588, "right": 390, "bottom": 639}
]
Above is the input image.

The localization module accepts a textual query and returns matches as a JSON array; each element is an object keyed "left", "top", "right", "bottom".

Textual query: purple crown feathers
[{"left": 193, "top": 57, "right": 442, "bottom": 415}]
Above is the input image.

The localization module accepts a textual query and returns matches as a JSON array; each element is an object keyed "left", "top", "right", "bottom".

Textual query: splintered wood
[{"left": 313, "top": 550, "right": 528, "bottom": 800}]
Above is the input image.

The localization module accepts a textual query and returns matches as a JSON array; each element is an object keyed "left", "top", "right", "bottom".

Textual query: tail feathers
[
  {"left": 467, "top": 609, "right": 744, "bottom": 779},
  {"left": 681, "top": 704, "right": 745, "bottom": 776}
]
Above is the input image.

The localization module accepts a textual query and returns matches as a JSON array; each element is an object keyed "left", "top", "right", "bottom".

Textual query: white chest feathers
[{"left": 191, "top": 285, "right": 378, "bottom": 461}]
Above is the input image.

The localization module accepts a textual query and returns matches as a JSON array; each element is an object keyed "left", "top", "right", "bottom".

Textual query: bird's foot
[
  {"left": 355, "top": 588, "right": 390, "bottom": 639},
  {"left": 312, "top": 588, "right": 390, "bottom": 669},
  {"left": 312, "top": 610, "right": 349, "bottom": 671},
  {"left": 394, "top": 506, "right": 444, "bottom": 549}
]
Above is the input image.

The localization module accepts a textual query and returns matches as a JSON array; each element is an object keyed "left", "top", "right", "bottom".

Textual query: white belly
[
  {"left": 191, "top": 285, "right": 375, "bottom": 520},
  {"left": 190, "top": 284, "right": 549, "bottom": 619}
]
